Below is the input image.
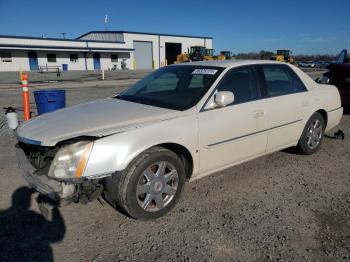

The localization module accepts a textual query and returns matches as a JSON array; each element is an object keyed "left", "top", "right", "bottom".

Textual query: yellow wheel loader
[
  {"left": 176, "top": 46, "right": 214, "bottom": 63},
  {"left": 270, "top": 50, "right": 294, "bottom": 64},
  {"left": 203, "top": 48, "right": 215, "bottom": 61},
  {"left": 217, "top": 51, "right": 233, "bottom": 60}
]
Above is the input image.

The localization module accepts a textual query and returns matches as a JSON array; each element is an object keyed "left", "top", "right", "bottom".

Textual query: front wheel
[
  {"left": 297, "top": 112, "right": 325, "bottom": 155},
  {"left": 104, "top": 147, "right": 185, "bottom": 220}
]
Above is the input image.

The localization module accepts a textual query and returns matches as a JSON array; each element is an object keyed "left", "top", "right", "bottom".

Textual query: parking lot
[{"left": 0, "top": 69, "right": 349, "bottom": 261}]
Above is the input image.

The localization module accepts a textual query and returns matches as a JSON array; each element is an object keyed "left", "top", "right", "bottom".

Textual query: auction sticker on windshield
[{"left": 192, "top": 69, "right": 218, "bottom": 75}]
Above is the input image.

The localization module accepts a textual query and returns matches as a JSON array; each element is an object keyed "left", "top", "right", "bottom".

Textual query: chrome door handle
[{"left": 253, "top": 110, "right": 265, "bottom": 118}]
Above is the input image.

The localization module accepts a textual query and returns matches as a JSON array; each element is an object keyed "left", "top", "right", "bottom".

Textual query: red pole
[{"left": 21, "top": 72, "right": 30, "bottom": 121}]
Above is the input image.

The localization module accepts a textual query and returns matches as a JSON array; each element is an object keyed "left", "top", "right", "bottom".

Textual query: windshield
[{"left": 117, "top": 65, "right": 224, "bottom": 110}]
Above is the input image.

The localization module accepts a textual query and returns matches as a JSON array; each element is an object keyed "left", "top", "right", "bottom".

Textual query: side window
[
  {"left": 0, "top": 52, "right": 12, "bottom": 62},
  {"left": 47, "top": 54, "right": 56, "bottom": 63},
  {"left": 216, "top": 67, "right": 260, "bottom": 104},
  {"left": 111, "top": 54, "right": 118, "bottom": 62},
  {"left": 262, "top": 65, "right": 306, "bottom": 96},
  {"left": 70, "top": 54, "right": 78, "bottom": 62},
  {"left": 286, "top": 67, "right": 307, "bottom": 92}
]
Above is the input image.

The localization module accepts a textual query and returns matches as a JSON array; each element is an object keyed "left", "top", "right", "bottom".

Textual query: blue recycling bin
[{"left": 33, "top": 89, "right": 66, "bottom": 115}]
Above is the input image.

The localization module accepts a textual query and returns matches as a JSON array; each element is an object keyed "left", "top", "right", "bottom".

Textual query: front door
[
  {"left": 198, "top": 66, "right": 268, "bottom": 174},
  {"left": 93, "top": 53, "right": 101, "bottom": 70},
  {"left": 28, "top": 52, "right": 39, "bottom": 70}
]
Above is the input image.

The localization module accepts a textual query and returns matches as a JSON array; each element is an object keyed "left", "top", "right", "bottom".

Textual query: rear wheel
[
  {"left": 104, "top": 147, "right": 185, "bottom": 220},
  {"left": 297, "top": 112, "right": 325, "bottom": 155}
]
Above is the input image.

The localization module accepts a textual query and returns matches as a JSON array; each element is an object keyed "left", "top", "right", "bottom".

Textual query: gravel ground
[{"left": 0, "top": 70, "right": 349, "bottom": 262}]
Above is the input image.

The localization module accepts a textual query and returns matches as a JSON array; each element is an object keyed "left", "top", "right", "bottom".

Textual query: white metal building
[{"left": 0, "top": 31, "right": 212, "bottom": 72}]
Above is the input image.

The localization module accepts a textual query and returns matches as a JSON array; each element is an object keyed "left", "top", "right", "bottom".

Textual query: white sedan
[
  {"left": 298, "top": 61, "right": 316, "bottom": 68},
  {"left": 16, "top": 60, "right": 343, "bottom": 219}
]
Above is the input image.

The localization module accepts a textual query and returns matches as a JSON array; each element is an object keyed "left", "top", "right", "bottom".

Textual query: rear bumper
[
  {"left": 15, "top": 146, "right": 75, "bottom": 205},
  {"left": 326, "top": 107, "right": 343, "bottom": 132}
]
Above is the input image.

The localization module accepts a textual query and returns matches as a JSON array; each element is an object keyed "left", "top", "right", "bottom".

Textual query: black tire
[
  {"left": 103, "top": 147, "right": 185, "bottom": 220},
  {"left": 297, "top": 112, "right": 325, "bottom": 155}
]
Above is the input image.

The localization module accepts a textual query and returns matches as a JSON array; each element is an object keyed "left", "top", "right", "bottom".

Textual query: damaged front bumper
[{"left": 16, "top": 146, "right": 76, "bottom": 206}]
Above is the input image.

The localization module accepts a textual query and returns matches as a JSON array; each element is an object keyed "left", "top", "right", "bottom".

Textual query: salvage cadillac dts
[{"left": 15, "top": 60, "right": 343, "bottom": 219}]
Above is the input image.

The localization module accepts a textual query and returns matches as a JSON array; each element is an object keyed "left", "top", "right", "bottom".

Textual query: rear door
[{"left": 259, "top": 64, "right": 310, "bottom": 151}]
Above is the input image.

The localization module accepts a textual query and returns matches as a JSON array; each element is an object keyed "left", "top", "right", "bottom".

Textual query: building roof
[
  {"left": 0, "top": 34, "right": 125, "bottom": 44},
  {"left": 0, "top": 44, "right": 133, "bottom": 52},
  {"left": 77, "top": 31, "right": 213, "bottom": 40},
  {"left": 0, "top": 35, "right": 132, "bottom": 52}
]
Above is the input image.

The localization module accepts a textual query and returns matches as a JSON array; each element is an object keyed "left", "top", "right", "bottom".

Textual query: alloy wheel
[
  {"left": 136, "top": 161, "right": 179, "bottom": 212},
  {"left": 306, "top": 119, "right": 323, "bottom": 149}
]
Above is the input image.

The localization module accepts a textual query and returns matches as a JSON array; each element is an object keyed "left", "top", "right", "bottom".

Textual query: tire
[
  {"left": 297, "top": 112, "right": 325, "bottom": 155},
  {"left": 103, "top": 147, "right": 185, "bottom": 220}
]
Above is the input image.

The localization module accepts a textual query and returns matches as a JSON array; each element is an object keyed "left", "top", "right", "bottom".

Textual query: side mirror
[
  {"left": 214, "top": 91, "right": 235, "bottom": 107},
  {"left": 316, "top": 76, "right": 330, "bottom": 84}
]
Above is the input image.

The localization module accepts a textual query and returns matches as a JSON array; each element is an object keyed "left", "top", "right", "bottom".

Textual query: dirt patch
[
  {"left": 312, "top": 196, "right": 350, "bottom": 260},
  {"left": 0, "top": 71, "right": 349, "bottom": 261}
]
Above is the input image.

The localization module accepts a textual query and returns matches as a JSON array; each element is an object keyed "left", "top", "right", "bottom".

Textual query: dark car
[{"left": 318, "top": 49, "right": 350, "bottom": 108}]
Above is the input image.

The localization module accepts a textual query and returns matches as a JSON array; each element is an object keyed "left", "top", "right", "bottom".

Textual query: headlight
[{"left": 48, "top": 141, "right": 93, "bottom": 180}]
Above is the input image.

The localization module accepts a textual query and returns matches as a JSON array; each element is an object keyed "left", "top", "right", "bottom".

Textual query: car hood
[{"left": 16, "top": 98, "right": 179, "bottom": 146}]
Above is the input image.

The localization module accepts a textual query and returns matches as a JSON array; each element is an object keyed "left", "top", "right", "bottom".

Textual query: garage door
[{"left": 133, "top": 41, "right": 153, "bottom": 69}]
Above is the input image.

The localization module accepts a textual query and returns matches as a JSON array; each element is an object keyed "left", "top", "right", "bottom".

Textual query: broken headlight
[{"left": 48, "top": 141, "right": 93, "bottom": 180}]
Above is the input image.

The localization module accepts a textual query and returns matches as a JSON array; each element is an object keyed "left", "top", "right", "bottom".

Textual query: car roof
[{"left": 171, "top": 59, "right": 285, "bottom": 68}]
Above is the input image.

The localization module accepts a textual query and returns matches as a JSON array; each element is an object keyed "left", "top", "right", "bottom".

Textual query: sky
[{"left": 0, "top": 0, "right": 349, "bottom": 55}]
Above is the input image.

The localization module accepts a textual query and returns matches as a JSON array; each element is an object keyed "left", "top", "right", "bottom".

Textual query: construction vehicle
[
  {"left": 187, "top": 46, "right": 203, "bottom": 61},
  {"left": 176, "top": 46, "right": 200, "bottom": 63},
  {"left": 270, "top": 49, "right": 294, "bottom": 64},
  {"left": 188, "top": 46, "right": 214, "bottom": 61},
  {"left": 176, "top": 46, "right": 214, "bottom": 63},
  {"left": 217, "top": 51, "right": 233, "bottom": 60},
  {"left": 203, "top": 48, "right": 214, "bottom": 61},
  {"left": 176, "top": 52, "right": 190, "bottom": 63}
]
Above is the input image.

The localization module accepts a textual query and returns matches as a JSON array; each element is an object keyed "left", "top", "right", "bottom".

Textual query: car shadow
[
  {"left": 281, "top": 146, "right": 300, "bottom": 155},
  {"left": 0, "top": 186, "right": 66, "bottom": 262}
]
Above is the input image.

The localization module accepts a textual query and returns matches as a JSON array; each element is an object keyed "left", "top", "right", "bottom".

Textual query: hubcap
[
  {"left": 306, "top": 119, "right": 323, "bottom": 149},
  {"left": 136, "top": 161, "right": 178, "bottom": 212}
]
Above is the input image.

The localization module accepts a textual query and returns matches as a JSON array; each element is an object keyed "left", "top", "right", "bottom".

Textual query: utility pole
[{"left": 104, "top": 14, "right": 108, "bottom": 31}]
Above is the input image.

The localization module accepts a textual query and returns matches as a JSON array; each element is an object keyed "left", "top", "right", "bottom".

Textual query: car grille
[{"left": 17, "top": 142, "right": 57, "bottom": 174}]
